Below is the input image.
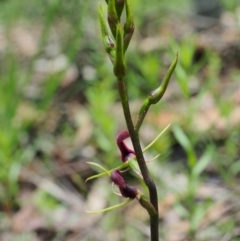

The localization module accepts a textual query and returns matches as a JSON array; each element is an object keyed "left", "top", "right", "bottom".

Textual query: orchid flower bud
[
  {"left": 116, "top": 0, "right": 125, "bottom": 20},
  {"left": 116, "top": 131, "right": 135, "bottom": 162},
  {"left": 98, "top": 5, "right": 116, "bottom": 63},
  {"left": 107, "top": 0, "right": 119, "bottom": 38}
]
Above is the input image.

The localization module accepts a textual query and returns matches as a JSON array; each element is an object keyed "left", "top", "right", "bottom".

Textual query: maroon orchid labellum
[
  {"left": 111, "top": 170, "right": 138, "bottom": 199},
  {"left": 110, "top": 169, "right": 126, "bottom": 187},
  {"left": 116, "top": 130, "right": 135, "bottom": 162}
]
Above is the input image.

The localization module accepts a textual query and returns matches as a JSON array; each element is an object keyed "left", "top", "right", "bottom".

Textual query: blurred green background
[{"left": 0, "top": 0, "right": 240, "bottom": 240}]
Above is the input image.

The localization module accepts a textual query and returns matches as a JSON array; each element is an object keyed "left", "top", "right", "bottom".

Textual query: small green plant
[
  {"left": 172, "top": 123, "right": 214, "bottom": 237},
  {"left": 87, "top": 1, "right": 177, "bottom": 240}
]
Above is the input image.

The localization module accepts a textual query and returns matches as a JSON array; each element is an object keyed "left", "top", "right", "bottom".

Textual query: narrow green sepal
[
  {"left": 114, "top": 24, "right": 126, "bottom": 79},
  {"left": 86, "top": 161, "right": 131, "bottom": 182},
  {"left": 116, "top": 0, "right": 125, "bottom": 20},
  {"left": 87, "top": 198, "right": 133, "bottom": 214},
  {"left": 137, "top": 194, "right": 158, "bottom": 217},
  {"left": 124, "top": 0, "right": 135, "bottom": 52},
  {"left": 86, "top": 172, "right": 106, "bottom": 182},
  {"left": 142, "top": 124, "right": 171, "bottom": 153},
  {"left": 149, "top": 53, "right": 178, "bottom": 104},
  {"left": 108, "top": 0, "right": 119, "bottom": 38},
  {"left": 86, "top": 162, "right": 111, "bottom": 176},
  {"left": 98, "top": 4, "right": 116, "bottom": 63}
]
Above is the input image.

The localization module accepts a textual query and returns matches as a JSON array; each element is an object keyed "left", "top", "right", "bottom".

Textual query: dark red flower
[
  {"left": 111, "top": 170, "right": 137, "bottom": 199},
  {"left": 116, "top": 131, "right": 135, "bottom": 162}
]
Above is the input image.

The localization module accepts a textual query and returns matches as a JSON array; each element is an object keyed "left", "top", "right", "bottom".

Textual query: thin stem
[
  {"left": 117, "top": 80, "right": 159, "bottom": 241},
  {"left": 135, "top": 99, "right": 150, "bottom": 132}
]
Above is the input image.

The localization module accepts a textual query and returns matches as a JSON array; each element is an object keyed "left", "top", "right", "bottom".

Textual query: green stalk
[{"left": 117, "top": 80, "right": 159, "bottom": 241}]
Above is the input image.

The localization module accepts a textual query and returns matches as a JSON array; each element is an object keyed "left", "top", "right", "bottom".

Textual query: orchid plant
[{"left": 87, "top": 1, "right": 178, "bottom": 240}]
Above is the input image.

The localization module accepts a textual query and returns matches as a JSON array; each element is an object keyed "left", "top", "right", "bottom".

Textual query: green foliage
[
  {"left": 221, "top": 0, "right": 240, "bottom": 12},
  {"left": 86, "top": 76, "right": 118, "bottom": 166},
  {"left": 0, "top": 0, "right": 84, "bottom": 209},
  {"left": 34, "top": 189, "right": 60, "bottom": 211},
  {"left": 172, "top": 123, "right": 215, "bottom": 235}
]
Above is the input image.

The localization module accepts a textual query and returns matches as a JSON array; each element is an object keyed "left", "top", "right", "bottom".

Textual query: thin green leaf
[
  {"left": 172, "top": 123, "right": 197, "bottom": 168},
  {"left": 192, "top": 145, "right": 214, "bottom": 176}
]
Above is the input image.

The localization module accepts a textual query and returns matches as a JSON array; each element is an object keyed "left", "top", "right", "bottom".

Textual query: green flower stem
[
  {"left": 135, "top": 98, "right": 151, "bottom": 133},
  {"left": 117, "top": 79, "right": 159, "bottom": 241}
]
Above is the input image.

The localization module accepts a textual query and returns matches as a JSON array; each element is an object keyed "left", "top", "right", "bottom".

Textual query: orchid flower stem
[
  {"left": 135, "top": 99, "right": 151, "bottom": 132},
  {"left": 117, "top": 79, "right": 159, "bottom": 241}
]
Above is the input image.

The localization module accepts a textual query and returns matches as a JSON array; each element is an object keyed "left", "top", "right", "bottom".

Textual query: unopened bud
[
  {"left": 116, "top": 0, "right": 124, "bottom": 20},
  {"left": 107, "top": 0, "right": 119, "bottom": 38}
]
